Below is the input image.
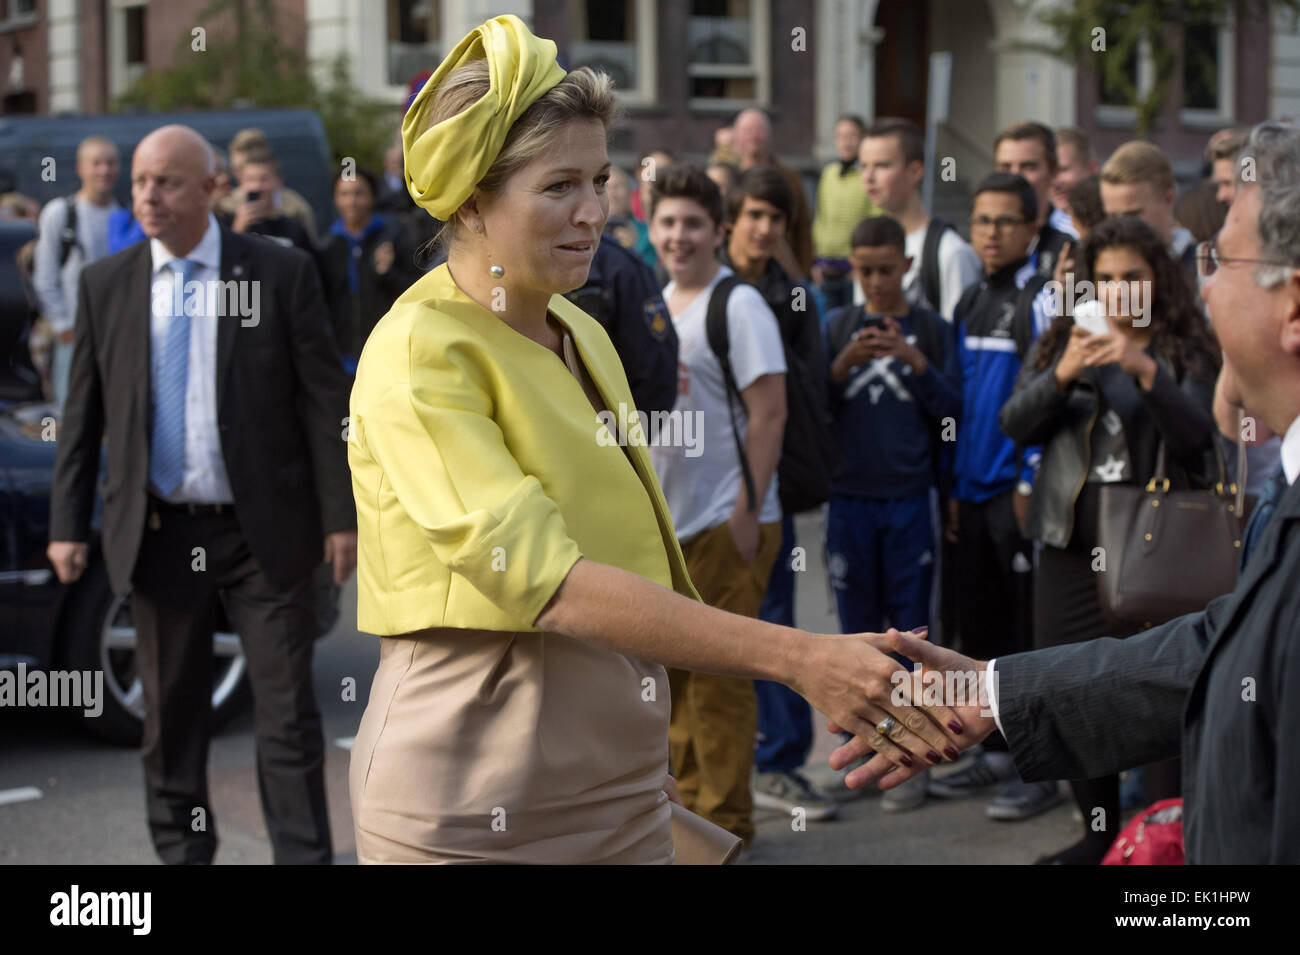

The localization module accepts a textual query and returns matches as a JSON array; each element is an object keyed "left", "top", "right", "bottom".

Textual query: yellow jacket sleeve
[{"left": 352, "top": 336, "right": 583, "bottom": 630}]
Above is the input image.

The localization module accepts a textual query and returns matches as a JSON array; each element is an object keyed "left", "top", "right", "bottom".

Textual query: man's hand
[
  {"left": 323, "top": 531, "right": 357, "bottom": 585},
  {"left": 828, "top": 630, "right": 997, "bottom": 791},
  {"left": 945, "top": 498, "right": 959, "bottom": 543},
  {"left": 57, "top": 329, "right": 76, "bottom": 345},
  {"left": 663, "top": 774, "right": 684, "bottom": 806},
  {"left": 727, "top": 507, "right": 760, "bottom": 563},
  {"left": 791, "top": 628, "right": 968, "bottom": 776},
  {"left": 372, "top": 241, "right": 395, "bottom": 276},
  {"left": 48, "top": 541, "right": 90, "bottom": 584}
]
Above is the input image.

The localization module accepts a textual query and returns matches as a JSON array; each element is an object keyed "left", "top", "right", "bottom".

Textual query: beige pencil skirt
[{"left": 349, "top": 626, "right": 674, "bottom": 864}]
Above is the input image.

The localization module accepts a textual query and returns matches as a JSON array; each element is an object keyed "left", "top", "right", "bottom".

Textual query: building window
[
  {"left": 566, "top": 0, "right": 655, "bottom": 104},
  {"left": 387, "top": 0, "right": 440, "bottom": 89},
  {"left": 1097, "top": 40, "right": 1141, "bottom": 108},
  {"left": 125, "top": 6, "right": 146, "bottom": 66},
  {"left": 687, "top": 0, "right": 769, "bottom": 108},
  {"left": 1180, "top": 17, "right": 1234, "bottom": 123}
]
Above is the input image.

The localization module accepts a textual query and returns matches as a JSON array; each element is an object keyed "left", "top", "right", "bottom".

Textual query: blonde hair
[
  {"left": 1101, "top": 141, "right": 1175, "bottom": 194},
  {"left": 424, "top": 63, "right": 617, "bottom": 248}
]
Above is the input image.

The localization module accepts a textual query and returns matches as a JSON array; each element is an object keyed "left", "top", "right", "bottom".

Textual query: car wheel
[{"left": 59, "top": 559, "right": 251, "bottom": 746}]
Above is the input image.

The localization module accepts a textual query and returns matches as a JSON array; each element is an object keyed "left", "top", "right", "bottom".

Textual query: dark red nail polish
[
  {"left": 944, "top": 745, "right": 960, "bottom": 761},
  {"left": 926, "top": 750, "right": 942, "bottom": 764},
  {"left": 949, "top": 720, "right": 965, "bottom": 735},
  {"left": 899, "top": 753, "right": 913, "bottom": 768},
  {"left": 911, "top": 625, "right": 929, "bottom": 636}
]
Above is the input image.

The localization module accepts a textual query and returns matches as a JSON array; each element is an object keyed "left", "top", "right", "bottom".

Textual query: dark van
[{"left": 0, "top": 108, "right": 335, "bottom": 230}]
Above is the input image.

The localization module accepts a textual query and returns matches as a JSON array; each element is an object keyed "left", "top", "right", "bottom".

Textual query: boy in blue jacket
[
  {"left": 929, "top": 172, "right": 1061, "bottom": 822},
  {"left": 823, "top": 216, "right": 961, "bottom": 812}
]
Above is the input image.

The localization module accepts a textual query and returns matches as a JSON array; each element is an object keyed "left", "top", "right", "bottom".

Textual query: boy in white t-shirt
[{"left": 648, "top": 164, "right": 787, "bottom": 845}]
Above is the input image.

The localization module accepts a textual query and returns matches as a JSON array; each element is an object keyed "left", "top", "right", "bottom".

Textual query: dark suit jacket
[
  {"left": 996, "top": 474, "right": 1300, "bottom": 863},
  {"left": 50, "top": 225, "right": 355, "bottom": 596}
]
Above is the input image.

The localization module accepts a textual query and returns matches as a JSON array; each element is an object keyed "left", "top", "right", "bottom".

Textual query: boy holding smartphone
[{"left": 823, "top": 216, "right": 961, "bottom": 812}]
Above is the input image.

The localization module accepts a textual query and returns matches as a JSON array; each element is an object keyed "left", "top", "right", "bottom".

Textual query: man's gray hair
[{"left": 1240, "top": 121, "right": 1300, "bottom": 287}]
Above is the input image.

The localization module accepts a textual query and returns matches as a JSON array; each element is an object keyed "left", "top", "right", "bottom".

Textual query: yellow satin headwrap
[{"left": 401, "top": 14, "right": 567, "bottom": 221}]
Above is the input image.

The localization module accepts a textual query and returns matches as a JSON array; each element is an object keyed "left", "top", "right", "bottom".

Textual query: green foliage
[
  {"left": 1023, "top": 0, "right": 1300, "bottom": 133},
  {"left": 111, "top": 0, "right": 396, "bottom": 172}
]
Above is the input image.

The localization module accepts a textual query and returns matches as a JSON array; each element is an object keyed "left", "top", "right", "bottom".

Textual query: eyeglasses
[
  {"left": 1196, "top": 239, "right": 1294, "bottom": 279},
  {"left": 969, "top": 215, "right": 1029, "bottom": 232}
]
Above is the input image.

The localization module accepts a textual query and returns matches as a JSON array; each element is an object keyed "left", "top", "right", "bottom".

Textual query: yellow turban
[{"left": 401, "top": 14, "right": 567, "bottom": 221}]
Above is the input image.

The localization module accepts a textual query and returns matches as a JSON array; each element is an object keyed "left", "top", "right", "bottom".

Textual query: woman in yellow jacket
[{"left": 346, "top": 15, "right": 964, "bottom": 864}]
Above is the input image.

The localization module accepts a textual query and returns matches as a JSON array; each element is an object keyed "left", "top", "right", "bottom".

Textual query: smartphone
[
  {"left": 245, "top": 190, "right": 263, "bottom": 203},
  {"left": 1073, "top": 298, "right": 1110, "bottom": 336},
  {"left": 858, "top": 313, "right": 886, "bottom": 332}
]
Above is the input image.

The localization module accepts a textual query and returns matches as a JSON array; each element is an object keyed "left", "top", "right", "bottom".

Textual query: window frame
[{"left": 685, "top": 0, "right": 771, "bottom": 112}]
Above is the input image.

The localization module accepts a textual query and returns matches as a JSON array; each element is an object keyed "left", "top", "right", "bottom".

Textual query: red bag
[{"left": 1102, "top": 798, "right": 1185, "bottom": 865}]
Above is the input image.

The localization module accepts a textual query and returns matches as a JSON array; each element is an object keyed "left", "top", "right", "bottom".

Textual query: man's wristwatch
[{"left": 1016, "top": 480, "right": 1034, "bottom": 497}]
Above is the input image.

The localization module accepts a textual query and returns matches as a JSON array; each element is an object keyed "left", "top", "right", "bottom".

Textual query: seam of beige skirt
[{"left": 358, "top": 637, "right": 418, "bottom": 803}]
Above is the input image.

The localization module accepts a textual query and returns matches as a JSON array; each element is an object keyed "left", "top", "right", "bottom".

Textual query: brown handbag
[{"left": 1096, "top": 439, "right": 1245, "bottom": 628}]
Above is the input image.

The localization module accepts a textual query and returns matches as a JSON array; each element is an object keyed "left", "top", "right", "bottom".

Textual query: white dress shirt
[
  {"left": 986, "top": 411, "right": 1300, "bottom": 737},
  {"left": 148, "top": 213, "right": 234, "bottom": 504},
  {"left": 1280, "top": 412, "right": 1300, "bottom": 486}
]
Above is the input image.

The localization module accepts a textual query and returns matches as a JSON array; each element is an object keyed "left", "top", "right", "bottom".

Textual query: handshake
[{"left": 786, "top": 628, "right": 1000, "bottom": 790}]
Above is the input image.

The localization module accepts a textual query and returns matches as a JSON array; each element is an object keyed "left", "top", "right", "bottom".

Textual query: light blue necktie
[{"left": 149, "top": 258, "right": 195, "bottom": 496}]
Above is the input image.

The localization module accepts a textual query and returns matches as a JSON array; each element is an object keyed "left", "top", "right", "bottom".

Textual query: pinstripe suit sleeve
[{"left": 995, "top": 592, "right": 1234, "bottom": 781}]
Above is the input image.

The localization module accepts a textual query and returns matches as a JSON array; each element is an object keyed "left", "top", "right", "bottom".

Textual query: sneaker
[
  {"left": 986, "top": 780, "right": 1063, "bottom": 820},
  {"left": 881, "top": 769, "right": 929, "bottom": 813},
  {"left": 752, "top": 770, "right": 838, "bottom": 820},
  {"left": 820, "top": 771, "right": 879, "bottom": 804},
  {"left": 927, "top": 752, "right": 1017, "bottom": 798}
]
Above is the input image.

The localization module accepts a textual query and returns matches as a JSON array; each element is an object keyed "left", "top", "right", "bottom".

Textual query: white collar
[
  {"left": 150, "top": 213, "right": 221, "bottom": 274},
  {"left": 1281, "top": 414, "right": 1300, "bottom": 486}
]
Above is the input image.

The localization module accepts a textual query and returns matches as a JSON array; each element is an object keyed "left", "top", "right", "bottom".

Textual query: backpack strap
[
  {"left": 920, "top": 217, "right": 954, "bottom": 314},
  {"left": 704, "top": 274, "right": 757, "bottom": 514},
  {"left": 58, "top": 194, "right": 81, "bottom": 268},
  {"left": 826, "top": 304, "right": 865, "bottom": 362}
]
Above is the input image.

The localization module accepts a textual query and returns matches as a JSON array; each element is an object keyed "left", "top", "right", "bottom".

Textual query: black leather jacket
[{"left": 1000, "top": 347, "right": 1218, "bottom": 548}]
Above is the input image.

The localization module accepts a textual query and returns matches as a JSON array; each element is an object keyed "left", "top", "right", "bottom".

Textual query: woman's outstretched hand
[
  {"left": 827, "top": 631, "right": 999, "bottom": 791},
  {"left": 787, "top": 628, "right": 969, "bottom": 775}
]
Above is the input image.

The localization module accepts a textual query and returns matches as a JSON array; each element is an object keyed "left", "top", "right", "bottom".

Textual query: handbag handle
[{"left": 1144, "top": 435, "right": 1234, "bottom": 498}]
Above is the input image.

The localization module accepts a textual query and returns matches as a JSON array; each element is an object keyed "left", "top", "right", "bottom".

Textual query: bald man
[
  {"left": 48, "top": 125, "right": 356, "bottom": 865},
  {"left": 733, "top": 108, "right": 814, "bottom": 279}
]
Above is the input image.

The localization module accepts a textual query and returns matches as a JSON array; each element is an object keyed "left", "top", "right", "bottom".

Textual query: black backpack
[
  {"left": 57, "top": 195, "right": 82, "bottom": 267},
  {"left": 705, "top": 274, "right": 837, "bottom": 514},
  {"left": 918, "top": 217, "right": 956, "bottom": 315}
]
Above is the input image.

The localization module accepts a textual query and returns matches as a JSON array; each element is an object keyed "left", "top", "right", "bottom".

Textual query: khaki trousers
[{"left": 668, "top": 519, "right": 782, "bottom": 845}]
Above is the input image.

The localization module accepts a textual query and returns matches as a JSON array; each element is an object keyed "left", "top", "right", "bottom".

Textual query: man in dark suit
[
  {"left": 47, "top": 124, "right": 356, "bottom": 865},
  {"left": 828, "top": 120, "right": 1300, "bottom": 864}
]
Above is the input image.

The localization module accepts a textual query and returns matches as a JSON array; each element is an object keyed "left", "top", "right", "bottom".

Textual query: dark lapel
[
  {"left": 128, "top": 241, "right": 154, "bottom": 438},
  {"left": 215, "top": 227, "right": 251, "bottom": 414}
]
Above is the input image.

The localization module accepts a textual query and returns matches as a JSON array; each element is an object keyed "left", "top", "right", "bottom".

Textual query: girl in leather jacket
[{"left": 998, "top": 215, "right": 1220, "bottom": 864}]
